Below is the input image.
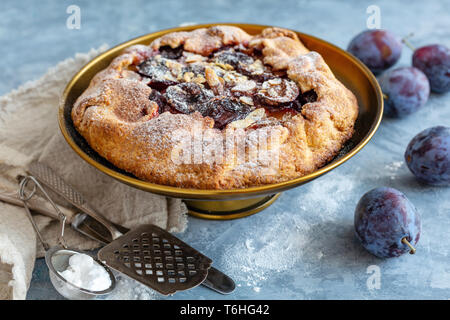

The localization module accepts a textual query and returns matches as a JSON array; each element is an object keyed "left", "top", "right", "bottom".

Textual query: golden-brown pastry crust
[{"left": 72, "top": 26, "right": 358, "bottom": 189}]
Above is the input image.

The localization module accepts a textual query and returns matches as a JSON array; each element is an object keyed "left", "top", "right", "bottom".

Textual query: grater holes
[
  {"left": 98, "top": 225, "right": 213, "bottom": 291},
  {"left": 124, "top": 262, "right": 131, "bottom": 268}
]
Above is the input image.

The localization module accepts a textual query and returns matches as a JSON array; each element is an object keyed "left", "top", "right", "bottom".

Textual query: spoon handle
[
  {"left": 0, "top": 188, "right": 75, "bottom": 222},
  {"left": 28, "top": 162, "right": 123, "bottom": 240}
]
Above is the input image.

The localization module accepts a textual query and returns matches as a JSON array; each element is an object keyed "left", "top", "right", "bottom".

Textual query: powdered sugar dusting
[
  {"left": 430, "top": 268, "right": 450, "bottom": 289},
  {"left": 221, "top": 171, "right": 355, "bottom": 291},
  {"left": 384, "top": 161, "right": 404, "bottom": 180},
  {"left": 303, "top": 171, "right": 356, "bottom": 218},
  {"left": 105, "top": 274, "right": 160, "bottom": 300},
  {"left": 222, "top": 212, "right": 310, "bottom": 289}
]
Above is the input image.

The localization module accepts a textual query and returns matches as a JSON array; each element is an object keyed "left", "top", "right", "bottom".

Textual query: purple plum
[
  {"left": 405, "top": 126, "right": 450, "bottom": 186},
  {"left": 355, "top": 187, "right": 421, "bottom": 258},
  {"left": 347, "top": 29, "right": 402, "bottom": 74},
  {"left": 378, "top": 67, "right": 430, "bottom": 117},
  {"left": 413, "top": 44, "right": 450, "bottom": 93}
]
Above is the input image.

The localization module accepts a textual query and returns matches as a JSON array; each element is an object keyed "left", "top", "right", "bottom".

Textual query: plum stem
[
  {"left": 401, "top": 33, "right": 416, "bottom": 52},
  {"left": 401, "top": 237, "right": 416, "bottom": 254}
]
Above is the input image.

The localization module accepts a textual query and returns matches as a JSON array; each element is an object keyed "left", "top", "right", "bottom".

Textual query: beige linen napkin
[{"left": 0, "top": 46, "right": 188, "bottom": 300}]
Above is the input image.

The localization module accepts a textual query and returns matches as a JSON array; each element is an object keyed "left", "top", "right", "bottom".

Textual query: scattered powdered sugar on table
[
  {"left": 105, "top": 274, "right": 160, "bottom": 300},
  {"left": 222, "top": 213, "right": 310, "bottom": 290},
  {"left": 384, "top": 161, "right": 404, "bottom": 180},
  {"left": 245, "top": 239, "right": 255, "bottom": 251},
  {"left": 429, "top": 265, "right": 450, "bottom": 289},
  {"left": 300, "top": 171, "right": 356, "bottom": 218},
  {"left": 58, "top": 253, "right": 111, "bottom": 292},
  {"left": 221, "top": 171, "right": 357, "bottom": 292}
]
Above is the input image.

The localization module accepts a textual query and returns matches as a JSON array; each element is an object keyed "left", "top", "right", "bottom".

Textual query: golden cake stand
[{"left": 58, "top": 23, "right": 383, "bottom": 220}]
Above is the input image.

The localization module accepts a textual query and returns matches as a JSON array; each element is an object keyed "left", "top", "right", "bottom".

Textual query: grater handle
[
  {"left": 202, "top": 266, "right": 236, "bottom": 294},
  {"left": 28, "top": 161, "right": 122, "bottom": 240}
]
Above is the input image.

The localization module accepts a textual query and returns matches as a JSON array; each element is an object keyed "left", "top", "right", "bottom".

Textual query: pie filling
[{"left": 134, "top": 44, "right": 317, "bottom": 129}]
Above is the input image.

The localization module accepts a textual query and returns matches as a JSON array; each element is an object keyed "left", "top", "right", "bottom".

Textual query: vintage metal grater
[{"left": 98, "top": 224, "right": 212, "bottom": 295}]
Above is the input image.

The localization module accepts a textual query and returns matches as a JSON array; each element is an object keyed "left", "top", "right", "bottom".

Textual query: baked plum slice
[
  {"left": 200, "top": 97, "right": 254, "bottom": 129},
  {"left": 183, "top": 63, "right": 206, "bottom": 76},
  {"left": 213, "top": 48, "right": 253, "bottom": 66},
  {"left": 137, "top": 56, "right": 180, "bottom": 90},
  {"left": 148, "top": 90, "right": 168, "bottom": 114},
  {"left": 256, "top": 78, "right": 300, "bottom": 106},
  {"left": 212, "top": 48, "right": 259, "bottom": 75},
  {"left": 297, "top": 89, "right": 318, "bottom": 105},
  {"left": 158, "top": 45, "right": 184, "bottom": 59},
  {"left": 264, "top": 88, "right": 317, "bottom": 116},
  {"left": 165, "top": 82, "right": 214, "bottom": 114}
]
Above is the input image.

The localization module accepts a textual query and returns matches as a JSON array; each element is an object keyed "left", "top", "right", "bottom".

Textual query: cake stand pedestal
[{"left": 184, "top": 193, "right": 281, "bottom": 220}]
